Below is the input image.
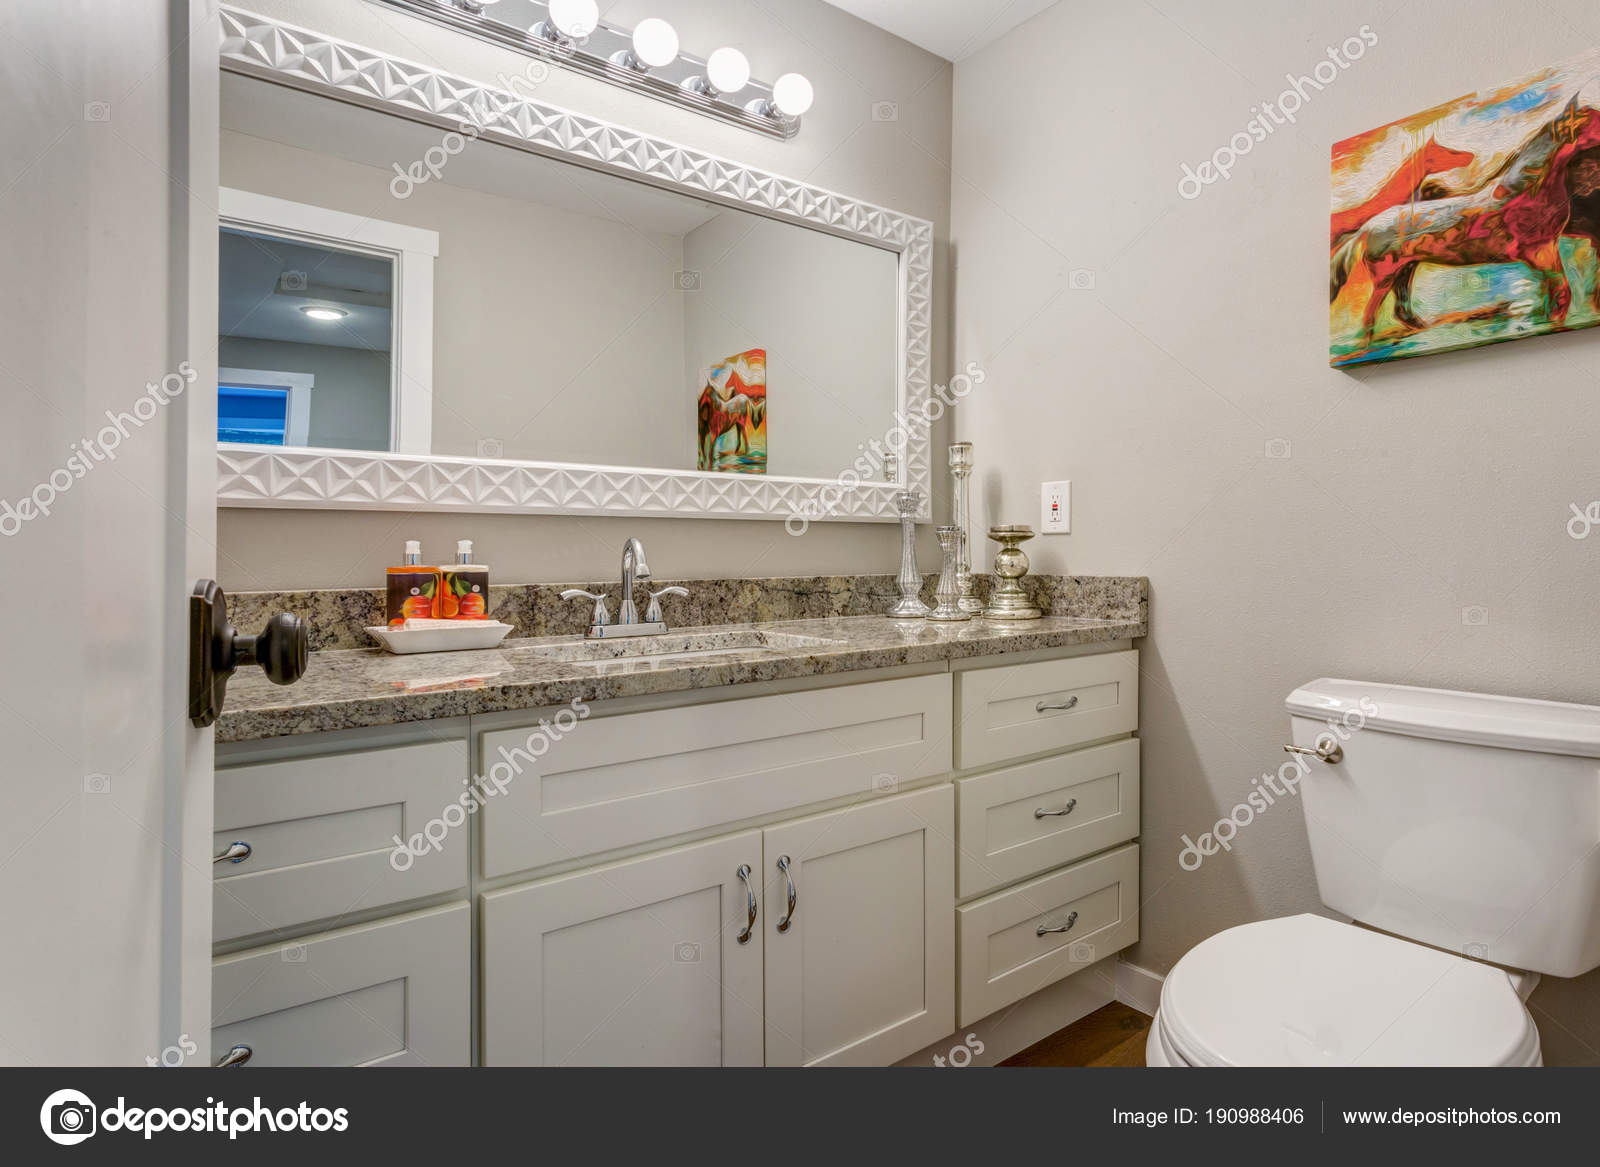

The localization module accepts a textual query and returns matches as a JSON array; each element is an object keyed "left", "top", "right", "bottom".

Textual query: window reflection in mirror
[{"left": 218, "top": 227, "right": 395, "bottom": 450}]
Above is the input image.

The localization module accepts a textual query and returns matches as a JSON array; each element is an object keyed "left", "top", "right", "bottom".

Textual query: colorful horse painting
[
  {"left": 1330, "top": 49, "right": 1600, "bottom": 366},
  {"left": 696, "top": 348, "right": 767, "bottom": 473}
]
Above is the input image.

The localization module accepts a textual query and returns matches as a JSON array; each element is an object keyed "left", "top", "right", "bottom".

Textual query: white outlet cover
[{"left": 1041, "top": 480, "right": 1070, "bottom": 534}]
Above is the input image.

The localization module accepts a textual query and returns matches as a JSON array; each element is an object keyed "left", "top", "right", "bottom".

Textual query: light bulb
[
  {"left": 771, "top": 72, "right": 814, "bottom": 117},
  {"left": 705, "top": 47, "right": 750, "bottom": 94},
  {"left": 631, "top": 18, "right": 679, "bottom": 68},
  {"left": 299, "top": 306, "right": 348, "bottom": 322},
  {"left": 547, "top": 0, "right": 597, "bottom": 38}
]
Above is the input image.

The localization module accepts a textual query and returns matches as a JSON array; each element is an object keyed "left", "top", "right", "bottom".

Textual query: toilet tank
[{"left": 1286, "top": 679, "right": 1600, "bottom": 978}]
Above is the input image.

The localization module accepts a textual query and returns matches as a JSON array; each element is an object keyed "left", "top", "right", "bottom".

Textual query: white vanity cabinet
[{"left": 215, "top": 641, "right": 1142, "bottom": 1067}]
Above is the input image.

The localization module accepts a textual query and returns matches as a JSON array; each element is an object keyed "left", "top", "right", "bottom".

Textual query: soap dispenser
[
  {"left": 386, "top": 540, "right": 440, "bottom": 626},
  {"left": 442, "top": 539, "right": 489, "bottom": 620}
]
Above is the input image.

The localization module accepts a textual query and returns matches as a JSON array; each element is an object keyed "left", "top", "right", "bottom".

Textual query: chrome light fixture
[
  {"left": 612, "top": 17, "right": 678, "bottom": 72},
  {"left": 379, "top": 1, "right": 811, "bottom": 139}
]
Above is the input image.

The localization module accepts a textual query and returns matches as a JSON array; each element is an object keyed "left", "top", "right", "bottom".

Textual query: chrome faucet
[
  {"left": 561, "top": 538, "right": 687, "bottom": 639},
  {"left": 619, "top": 537, "right": 651, "bottom": 625}
]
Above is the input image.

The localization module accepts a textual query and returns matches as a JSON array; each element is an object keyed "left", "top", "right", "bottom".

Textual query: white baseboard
[{"left": 1114, "top": 958, "right": 1165, "bottom": 1017}]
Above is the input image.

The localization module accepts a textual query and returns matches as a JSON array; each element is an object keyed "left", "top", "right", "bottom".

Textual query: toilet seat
[{"left": 1153, "top": 914, "right": 1541, "bottom": 1067}]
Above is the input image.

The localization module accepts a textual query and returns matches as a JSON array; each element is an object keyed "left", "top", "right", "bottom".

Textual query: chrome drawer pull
[
  {"left": 736, "top": 864, "right": 757, "bottom": 944},
  {"left": 1036, "top": 910, "right": 1079, "bottom": 937},
  {"left": 216, "top": 1044, "right": 252, "bottom": 1067},
  {"left": 1036, "top": 696, "right": 1079, "bottom": 713},
  {"left": 213, "top": 841, "right": 251, "bottom": 864},
  {"left": 1034, "top": 799, "right": 1078, "bottom": 820},
  {"left": 1284, "top": 739, "right": 1343, "bottom": 764},
  {"left": 775, "top": 855, "right": 797, "bottom": 933}
]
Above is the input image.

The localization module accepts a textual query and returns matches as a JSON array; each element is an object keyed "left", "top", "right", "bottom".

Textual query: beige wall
[
  {"left": 952, "top": 0, "right": 1600, "bottom": 1061},
  {"left": 217, "top": 0, "right": 952, "bottom": 590}
]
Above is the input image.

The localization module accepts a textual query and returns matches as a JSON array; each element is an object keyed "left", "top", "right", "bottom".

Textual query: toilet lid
[{"left": 1159, "top": 915, "right": 1540, "bottom": 1067}]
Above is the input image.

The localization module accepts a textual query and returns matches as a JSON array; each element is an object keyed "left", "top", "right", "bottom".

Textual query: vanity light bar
[{"left": 373, "top": 0, "right": 811, "bottom": 140}]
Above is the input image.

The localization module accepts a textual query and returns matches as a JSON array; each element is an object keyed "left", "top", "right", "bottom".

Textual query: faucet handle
[
  {"left": 645, "top": 586, "right": 689, "bottom": 624},
  {"left": 560, "top": 589, "right": 610, "bottom": 628}
]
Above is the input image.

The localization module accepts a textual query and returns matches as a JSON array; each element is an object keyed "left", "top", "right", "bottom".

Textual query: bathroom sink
[{"left": 518, "top": 629, "right": 841, "bottom": 666}]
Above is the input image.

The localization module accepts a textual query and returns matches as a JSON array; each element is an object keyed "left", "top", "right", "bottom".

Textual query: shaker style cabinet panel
[
  {"left": 213, "top": 737, "right": 469, "bottom": 943},
  {"left": 955, "top": 650, "right": 1138, "bottom": 770},
  {"left": 762, "top": 784, "right": 955, "bottom": 1066},
  {"left": 211, "top": 902, "right": 469, "bottom": 1067},
  {"left": 479, "top": 673, "right": 953, "bottom": 878},
  {"left": 955, "top": 738, "right": 1141, "bottom": 897},
  {"left": 481, "top": 830, "right": 765, "bottom": 1066}
]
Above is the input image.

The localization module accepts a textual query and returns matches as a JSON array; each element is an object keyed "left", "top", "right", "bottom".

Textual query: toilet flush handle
[{"left": 1284, "top": 737, "right": 1343, "bottom": 764}]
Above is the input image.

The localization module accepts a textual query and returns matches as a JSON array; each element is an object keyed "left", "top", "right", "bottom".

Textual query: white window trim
[
  {"left": 218, "top": 186, "right": 438, "bottom": 454},
  {"left": 219, "top": 367, "right": 315, "bottom": 447}
]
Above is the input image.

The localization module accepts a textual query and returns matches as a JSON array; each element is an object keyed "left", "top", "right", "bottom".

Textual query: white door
[
  {"left": 0, "top": 2, "right": 219, "bottom": 1064},
  {"left": 763, "top": 785, "right": 956, "bottom": 1066},
  {"left": 481, "top": 831, "right": 766, "bottom": 1066}
]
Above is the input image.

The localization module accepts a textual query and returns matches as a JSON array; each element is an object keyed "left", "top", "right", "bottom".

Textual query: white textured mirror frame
[{"left": 215, "top": 6, "right": 934, "bottom": 525}]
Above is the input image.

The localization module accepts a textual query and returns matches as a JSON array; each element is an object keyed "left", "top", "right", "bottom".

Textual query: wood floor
[{"left": 999, "top": 1002, "right": 1153, "bottom": 1066}]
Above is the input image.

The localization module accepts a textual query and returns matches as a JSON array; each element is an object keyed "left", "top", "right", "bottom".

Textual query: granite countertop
[{"left": 217, "top": 612, "right": 1146, "bottom": 743}]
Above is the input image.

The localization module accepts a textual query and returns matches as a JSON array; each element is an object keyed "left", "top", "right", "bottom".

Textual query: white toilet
[{"left": 1147, "top": 678, "right": 1600, "bottom": 1067}]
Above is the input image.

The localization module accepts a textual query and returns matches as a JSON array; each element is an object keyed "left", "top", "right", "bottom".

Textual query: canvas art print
[
  {"left": 697, "top": 348, "right": 767, "bottom": 473},
  {"left": 1330, "top": 49, "right": 1600, "bottom": 367}
]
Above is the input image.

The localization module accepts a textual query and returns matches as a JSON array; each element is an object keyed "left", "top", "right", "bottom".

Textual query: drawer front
[
  {"left": 956, "top": 739, "right": 1140, "bottom": 897},
  {"left": 479, "top": 673, "right": 953, "bottom": 879},
  {"left": 956, "top": 843, "right": 1139, "bottom": 1026},
  {"left": 955, "top": 649, "right": 1137, "bottom": 769},
  {"left": 214, "top": 737, "right": 469, "bottom": 943},
  {"left": 211, "top": 902, "right": 469, "bottom": 1067}
]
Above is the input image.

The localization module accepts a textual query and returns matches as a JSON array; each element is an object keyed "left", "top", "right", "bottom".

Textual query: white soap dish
[{"left": 367, "top": 620, "right": 515, "bottom": 655}]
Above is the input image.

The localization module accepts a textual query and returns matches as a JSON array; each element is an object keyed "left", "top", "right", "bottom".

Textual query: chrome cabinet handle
[
  {"left": 1284, "top": 738, "right": 1343, "bottom": 764},
  {"left": 775, "top": 855, "right": 797, "bottom": 933},
  {"left": 213, "top": 841, "right": 251, "bottom": 864},
  {"left": 216, "top": 1044, "right": 252, "bottom": 1067},
  {"left": 560, "top": 589, "right": 611, "bottom": 627},
  {"left": 1036, "top": 696, "right": 1079, "bottom": 713},
  {"left": 1034, "top": 799, "right": 1078, "bottom": 820},
  {"left": 644, "top": 586, "right": 689, "bottom": 623},
  {"left": 1037, "top": 910, "right": 1079, "bottom": 937},
  {"left": 736, "top": 864, "right": 757, "bottom": 944}
]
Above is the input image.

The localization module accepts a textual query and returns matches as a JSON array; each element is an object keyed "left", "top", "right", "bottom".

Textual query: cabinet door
[
  {"left": 482, "top": 831, "right": 765, "bottom": 1066},
  {"left": 763, "top": 784, "right": 955, "bottom": 1066}
]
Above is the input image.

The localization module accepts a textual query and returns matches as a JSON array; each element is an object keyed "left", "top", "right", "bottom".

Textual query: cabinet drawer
[
  {"left": 956, "top": 843, "right": 1138, "bottom": 1026},
  {"left": 211, "top": 902, "right": 469, "bottom": 1067},
  {"left": 214, "top": 737, "right": 469, "bottom": 943},
  {"left": 956, "top": 739, "right": 1140, "bottom": 897},
  {"left": 954, "top": 649, "right": 1137, "bottom": 769},
  {"left": 479, "top": 673, "right": 952, "bottom": 878}
]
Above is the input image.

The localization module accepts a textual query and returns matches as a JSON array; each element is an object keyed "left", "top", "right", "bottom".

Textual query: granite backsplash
[{"left": 226, "top": 574, "right": 1149, "bottom": 652}]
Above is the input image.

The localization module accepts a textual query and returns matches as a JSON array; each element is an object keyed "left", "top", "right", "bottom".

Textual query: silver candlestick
[
  {"left": 887, "top": 491, "right": 931, "bottom": 619},
  {"left": 982, "top": 525, "right": 1043, "bottom": 620},
  {"left": 948, "top": 443, "right": 984, "bottom": 613},
  {"left": 927, "top": 525, "right": 973, "bottom": 621}
]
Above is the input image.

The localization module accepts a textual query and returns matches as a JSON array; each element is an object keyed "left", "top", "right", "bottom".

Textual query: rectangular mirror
[{"left": 216, "top": 8, "right": 933, "bottom": 523}]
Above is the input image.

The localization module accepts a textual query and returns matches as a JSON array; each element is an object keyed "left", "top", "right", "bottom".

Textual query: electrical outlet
[{"left": 1041, "top": 480, "right": 1070, "bottom": 534}]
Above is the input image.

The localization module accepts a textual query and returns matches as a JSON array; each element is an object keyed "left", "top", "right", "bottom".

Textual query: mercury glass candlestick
[
  {"left": 887, "top": 491, "right": 931, "bottom": 618},
  {"left": 948, "top": 443, "right": 983, "bottom": 613},
  {"left": 927, "top": 525, "right": 972, "bottom": 622},
  {"left": 982, "top": 525, "right": 1042, "bottom": 620}
]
